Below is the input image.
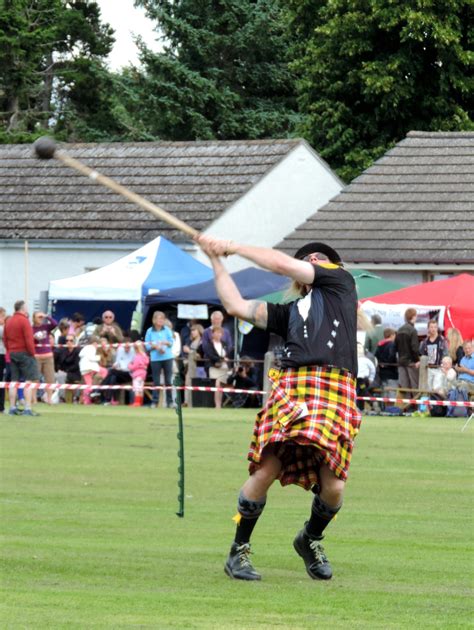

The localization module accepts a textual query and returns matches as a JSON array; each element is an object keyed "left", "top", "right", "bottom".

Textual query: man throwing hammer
[{"left": 196, "top": 236, "right": 360, "bottom": 581}]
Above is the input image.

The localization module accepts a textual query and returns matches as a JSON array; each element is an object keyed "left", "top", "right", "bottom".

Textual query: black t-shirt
[{"left": 267, "top": 263, "right": 358, "bottom": 376}]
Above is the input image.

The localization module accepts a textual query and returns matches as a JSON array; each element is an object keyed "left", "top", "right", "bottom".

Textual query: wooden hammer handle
[{"left": 56, "top": 150, "right": 199, "bottom": 238}]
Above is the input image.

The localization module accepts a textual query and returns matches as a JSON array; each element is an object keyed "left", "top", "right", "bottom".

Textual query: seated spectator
[
  {"left": 98, "top": 334, "right": 115, "bottom": 369},
  {"left": 128, "top": 341, "right": 150, "bottom": 407},
  {"left": 55, "top": 335, "right": 81, "bottom": 402},
  {"left": 446, "top": 327, "right": 464, "bottom": 366},
  {"left": 79, "top": 336, "right": 108, "bottom": 405},
  {"left": 419, "top": 319, "right": 448, "bottom": 390},
  {"left": 226, "top": 357, "right": 260, "bottom": 408},
  {"left": 68, "top": 312, "right": 86, "bottom": 344},
  {"left": 375, "top": 328, "right": 399, "bottom": 403},
  {"left": 356, "top": 343, "right": 376, "bottom": 411},
  {"left": 101, "top": 335, "right": 135, "bottom": 405},
  {"left": 32, "top": 311, "right": 58, "bottom": 404},
  {"left": 205, "top": 326, "right": 231, "bottom": 409},
  {"left": 431, "top": 356, "right": 457, "bottom": 398},
  {"left": 95, "top": 310, "right": 124, "bottom": 343},
  {"left": 455, "top": 340, "right": 474, "bottom": 395}
]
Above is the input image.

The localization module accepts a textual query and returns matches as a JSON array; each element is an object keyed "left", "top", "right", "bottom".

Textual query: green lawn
[{"left": 1, "top": 405, "right": 473, "bottom": 629}]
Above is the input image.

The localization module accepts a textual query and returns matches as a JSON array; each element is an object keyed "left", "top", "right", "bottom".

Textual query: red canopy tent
[{"left": 361, "top": 273, "right": 474, "bottom": 340}]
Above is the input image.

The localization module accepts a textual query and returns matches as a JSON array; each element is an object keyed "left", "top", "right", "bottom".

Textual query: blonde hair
[
  {"left": 357, "top": 308, "right": 373, "bottom": 332},
  {"left": 32, "top": 311, "right": 44, "bottom": 325},
  {"left": 152, "top": 311, "right": 166, "bottom": 327},
  {"left": 191, "top": 324, "right": 204, "bottom": 337},
  {"left": 134, "top": 340, "right": 146, "bottom": 354},
  {"left": 447, "top": 327, "right": 463, "bottom": 361}
]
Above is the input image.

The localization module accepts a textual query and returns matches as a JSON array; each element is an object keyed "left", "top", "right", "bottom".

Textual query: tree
[
  {"left": 0, "top": 0, "right": 115, "bottom": 142},
  {"left": 287, "top": 0, "right": 474, "bottom": 181},
  {"left": 130, "top": 0, "right": 300, "bottom": 140}
]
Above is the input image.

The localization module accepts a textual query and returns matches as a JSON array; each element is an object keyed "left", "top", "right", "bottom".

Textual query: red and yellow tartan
[{"left": 248, "top": 365, "right": 362, "bottom": 490}]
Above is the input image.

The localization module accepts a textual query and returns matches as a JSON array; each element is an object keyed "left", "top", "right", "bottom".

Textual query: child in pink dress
[{"left": 128, "top": 341, "right": 150, "bottom": 407}]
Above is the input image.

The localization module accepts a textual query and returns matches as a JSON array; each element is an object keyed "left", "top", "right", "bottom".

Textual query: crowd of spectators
[
  {"left": 1, "top": 299, "right": 472, "bottom": 416},
  {"left": 356, "top": 307, "right": 474, "bottom": 416},
  {"left": 0, "top": 301, "right": 259, "bottom": 413}
]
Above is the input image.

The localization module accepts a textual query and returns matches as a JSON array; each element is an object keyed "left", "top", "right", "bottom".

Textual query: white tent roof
[{"left": 48, "top": 237, "right": 212, "bottom": 301}]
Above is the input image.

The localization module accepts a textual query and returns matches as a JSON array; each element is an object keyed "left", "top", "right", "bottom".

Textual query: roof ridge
[{"left": 407, "top": 131, "right": 474, "bottom": 138}]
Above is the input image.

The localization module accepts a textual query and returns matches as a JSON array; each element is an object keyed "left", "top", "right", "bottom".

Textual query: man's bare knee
[{"left": 319, "top": 466, "right": 346, "bottom": 507}]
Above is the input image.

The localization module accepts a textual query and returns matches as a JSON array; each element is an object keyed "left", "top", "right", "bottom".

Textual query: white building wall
[
  {"left": 0, "top": 242, "right": 139, "bottom": 315},
  {"left": 195, "top": 143, "right": 343, "bottom": 271}
]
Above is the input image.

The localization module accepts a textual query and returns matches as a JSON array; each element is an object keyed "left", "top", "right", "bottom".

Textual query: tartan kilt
[{"left": 248, "top": 366, "right": 362, "bottom": 490}]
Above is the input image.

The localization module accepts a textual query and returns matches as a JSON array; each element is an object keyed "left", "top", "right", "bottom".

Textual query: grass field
[{"left": 1, "top": 405, "right": 473, "bottom": 629}]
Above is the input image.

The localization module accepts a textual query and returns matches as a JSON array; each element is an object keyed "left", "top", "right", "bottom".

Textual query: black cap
[{"left": 294, "top": 242, "right": 342, "bottom": 264}]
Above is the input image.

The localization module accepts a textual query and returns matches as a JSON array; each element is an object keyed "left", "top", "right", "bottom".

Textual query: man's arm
[
  {"left": 209, "top": 256, "right": 268, "bottom": 329},
  {"left": 195, "top": 235, "right": 316, "bottom": 285}
]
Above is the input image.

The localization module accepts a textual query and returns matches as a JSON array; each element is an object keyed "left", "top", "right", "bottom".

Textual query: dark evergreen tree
[
  {"left": 287, "top": 0, "right": 474, "bottom": 181},
  {"left": 0, "top": 0, "right": 115, "bottom": 142},
  {"left": 132, "top": 0, "right": 300, "bottom": 140}
]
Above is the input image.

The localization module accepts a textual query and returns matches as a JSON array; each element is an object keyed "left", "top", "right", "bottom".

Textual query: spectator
[
  {"left": 53, "top": 318, "right": 69, "bottom": 345},
  {"left": 0, "top": 307, "right": 6, "bottom": 414},
  {"left": 206, "top": 326, "right": 231, "bottom": 409},
  {"left": 356, "top": 307, "right": 373, "bottom": 346},
  {"left": 101, "top": 336, "right": 135, "bottom": 405},
  {"left": 179, "top": 318, "right": 198, "bottom": 352},
  {"left": 98, "top": 334, "right": 115, "bottom": 369},
  {"left": 419, "top": 319, "right": 448, "bottom": 391},
  {"left": 395, "top": 308, "right": 420, "bottom": 390},
  {"left": 3, "top": 300, "right": 40, "bottom": 416},
  {"left": 364, "top": 314, "right": 384, "bottom": 356},
  {"left": 95, "top": 310, "right": 124, "bottom": 343},
  {"left": 375, "top": 328, "right": 399, "bottom": 403},
  {"left": 79, "top": 336, "right": 108, "bottom": 405},
  {"left": 446, "top": 327, "right": 464, "bottom": 366},
  {"left": 201, "top": 310, "right": 234, "bottom": 370},
  {"left": 32, "top": 311, "right": 58, "bottom": 404},
  {"left": 226, "top": 356, "right": 260, "bottom": 408},
  {"left": 356, "top": 343, "right": 376, "bottom": 411},
  {"left": 455, "top": 340, "right": 474, "bottom": 395},
  {"left": 166, "top": 318, "right": 182, "bottom": 404},
  {"left": 128, "top": 341, "right": 150, "bottom": 407},
  {"left": 145, "top": 311, "right": 175, "bottom": 409},
  {"left": 431, "top": 356, "right": 457, "bottom": 398},
  {"left": 69, "top": 312, "right": 86, "bottom": 344},
  {"left": 183, "top": 323, "right": 205, "bottom": 407},
  {"left": 55, "top": 335, "right": 81, "bottom": 402}
]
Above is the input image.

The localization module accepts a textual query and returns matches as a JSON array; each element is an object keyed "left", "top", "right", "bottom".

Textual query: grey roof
[
  {"left": 0, "top": 139, "right": 303, "bottom": 242},
  {"left": 277, "top": 131, "right": 474, "bottom": 264}
]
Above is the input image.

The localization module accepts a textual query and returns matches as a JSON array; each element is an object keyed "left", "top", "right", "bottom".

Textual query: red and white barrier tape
[
  {"left": 0, "top": 381, "right": 265, "bottom": 395},
  {"left": 1, "top": 382, "right": 473, "bottom": 407},
  {"left": 357, "top": 395, "right": 474, "bottom": 408}
]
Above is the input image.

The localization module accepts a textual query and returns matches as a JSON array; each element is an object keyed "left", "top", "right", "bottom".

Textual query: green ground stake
[{"left": 174, "top": 374, "right": 185, "bottom": 517}]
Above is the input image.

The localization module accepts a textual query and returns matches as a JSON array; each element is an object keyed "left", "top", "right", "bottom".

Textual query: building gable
[{"left": 277, "top": 131, "right": 474, "bottom": 266}]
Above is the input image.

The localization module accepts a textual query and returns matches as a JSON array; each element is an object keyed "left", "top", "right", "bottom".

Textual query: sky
[{"left": 96, "top": 0, "right": 162, "bottom": 70}]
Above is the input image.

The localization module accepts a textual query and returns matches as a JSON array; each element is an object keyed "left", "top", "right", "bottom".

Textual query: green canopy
[{"left": 260, "top": 269, "right": 405, "bottom": 304}]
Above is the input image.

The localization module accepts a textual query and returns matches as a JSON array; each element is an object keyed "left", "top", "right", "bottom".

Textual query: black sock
[
  {"left": 233, "top": 491, "right": 266, "bottom": 545},
  {"left": 306, "top": 494, "right": 342, "bottom": 539}
]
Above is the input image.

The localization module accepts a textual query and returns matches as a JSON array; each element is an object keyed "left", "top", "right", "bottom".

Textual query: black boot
[
  {"left": 224, "top": 542, "right": 261, "bottom": 581},
  {"left": 293, "top": 525, "right": 333, "bottom": 580}
]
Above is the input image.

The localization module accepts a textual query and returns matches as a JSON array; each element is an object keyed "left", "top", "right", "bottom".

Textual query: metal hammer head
[{"left": 33, "top": 136, "right": 56, "bottom": 160}]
